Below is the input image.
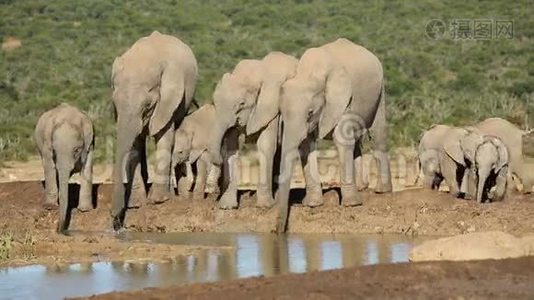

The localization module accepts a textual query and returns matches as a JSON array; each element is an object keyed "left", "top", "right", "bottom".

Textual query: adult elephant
[
  {"left": 276, "top": 38, "right": 392, "bottom": 233},
  {"left": 110, "top": 31, "right": 198, "bottom": 230},
  {"left": 209, "top": 52, "right": 298, "bottom": 209}
]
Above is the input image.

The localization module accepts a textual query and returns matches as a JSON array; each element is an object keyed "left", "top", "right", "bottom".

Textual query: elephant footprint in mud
[
  {"left": 172, "top": 103, "right": 220, "bottom": 200},
  {"left": 110, "top": 31, "right": 198, "bottom": 230},
  {"left": 34, "top": 103, "right": 94, "bottom": 233}
]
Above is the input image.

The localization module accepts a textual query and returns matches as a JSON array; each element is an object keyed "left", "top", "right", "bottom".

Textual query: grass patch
[
  {"left": 0, "top": 231, "right": 36, "bottom": 263},
  {"left": 0, "top": 0, "right": 532, "bottom": 162},
  {"left": 0, "top": 232, "right": 13, "bottom": 261}
]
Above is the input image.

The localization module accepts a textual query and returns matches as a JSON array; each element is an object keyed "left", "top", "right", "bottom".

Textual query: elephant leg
[
  {"left": 519, "top": 166, "right": 534, "bottom": 194},
  {"left": 193, "top": 157, "right": 208, "bottom": 200},
  {"left": 206, "top": 164, "right": 221, "bottom": 195},
  {"left": 41, "top": 152, "right": 59, "bottom": 209},
  {"left": 148, "top": 127, "right": 174, "bottom": 204},
  {"left": 439, "top": 155, "right": 461, "bottom": 196},
  {"left": 219, "top": 128, "right": 239, "bottom": 209},
  {"left": 77, "top": 149, "right": 93, "bottom": 212},
  {"left": 370, "top": 99, "right": 393, "bottom": 193},
  {"left": 129, "top": 138, "right": 148, "bottom": 207},
  {"left": 459, "top": 168, "right": 470, "bottom": 199},
  {"left": 491, "top": 166, "right": 508, "bottom": 201},
  {"left": 353, "top": 140, "right": 369, "bottom": 191},
  {"left": 256, "top": 119, "right": 277, "bottom": 208},
  {"left": 177, "top": 162, "right": 194, "bottom": 197},
  {"left": 334, "top": 131, "right": 362, "bottom": 207},
  {"left": 300, "top": 134, "right": 323, "bottom": 207}
]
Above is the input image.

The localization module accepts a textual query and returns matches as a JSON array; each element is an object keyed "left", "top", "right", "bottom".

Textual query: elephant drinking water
[
  {"left": 110, "top": 31, "right": 198, "bottom": 230},
  {"left": 208, "top": 52, "right": 298, "bottom": 209},
  {"left": 276, "top": 38, "right": 393, "bottom": 233}
]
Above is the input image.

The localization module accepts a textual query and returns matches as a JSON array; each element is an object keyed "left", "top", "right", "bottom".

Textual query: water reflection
[{"left": 0, "top": 233, "right": 423, "bottom": 299}]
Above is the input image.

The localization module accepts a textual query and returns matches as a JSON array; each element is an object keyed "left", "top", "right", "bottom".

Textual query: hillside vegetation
[{"left": 0, "top": 0, "right": 532, "bottom": 161}]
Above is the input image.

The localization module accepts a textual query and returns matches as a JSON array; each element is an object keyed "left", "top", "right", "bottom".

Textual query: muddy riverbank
[
  {"left": 82, "top": 256, "right": 534, "bottom": 300},
  {"left": 1, "top": 180, "right": 533, "bottom": 267}
]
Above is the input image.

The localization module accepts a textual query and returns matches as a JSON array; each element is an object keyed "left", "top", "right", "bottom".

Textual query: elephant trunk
[
  {"left": 111, "top": 117, "right": 141, "bottom": 230},
  {"left": 476, "top": 166, "right": 491, "bottom": 203},
  {"left": 275, "top": 126, "right": 302, "bottom": 234},
  {"left": 56, "top": 158, "right": 72, "bottom": 234},
  {"left": 208, "top": 116, "right": 232, "bottom": 166}
]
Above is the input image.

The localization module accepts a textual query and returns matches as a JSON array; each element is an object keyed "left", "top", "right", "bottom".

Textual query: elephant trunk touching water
[
  {"left": 111, "top": 113, "right": 143, "bottom": 223},
  {"left": 208, "top": 52, "right": 298, "bottom": 210},
  {"left": 110, "top": 31, "right": 197, "bottom": 230},
  {"left": 275, "top": 39, "right": 393, "bottom": 233}
]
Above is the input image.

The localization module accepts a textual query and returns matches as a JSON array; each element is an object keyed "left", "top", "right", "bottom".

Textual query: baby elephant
[
  {"left": 418, "top": 124, "right": 509, "bottom": 202},
  {"left": 448, "top": 131, "right": 509, "bottom": 203},
  {"left": 172, "top": 104, "right": 220, "bottom": 200},
  {"left": 34, "top": 103, "right": 94, "bottom": 233},
  {"left": 418, "top": 124, "right": 467, "bottom": 193}
]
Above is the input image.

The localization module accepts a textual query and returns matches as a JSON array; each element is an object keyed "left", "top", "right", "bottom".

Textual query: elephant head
[
  {"left": 444, "top": 130, "right": 509, "bottom": 202},
  {"left": 172, "top": 128, "right": 204, "bottom": 167},
  {"left": 419, "top": 148, "right": 441, "bottom": 189},
  {"left": 276, "top": 48, "right": 353, "bottom": 233},
  {"left": 172, "top": 128, "right": 193, "bottom": 167},
  {"left": 209, "top": 52, "right": 297, "bottom": 165},
  {"left": 472, "top": 135, "right": 509, "bottom": 202}
]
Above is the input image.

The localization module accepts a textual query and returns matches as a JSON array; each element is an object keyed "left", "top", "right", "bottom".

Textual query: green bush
[{"left": 0, "top": 0, "right": 532, "bottom": 162}]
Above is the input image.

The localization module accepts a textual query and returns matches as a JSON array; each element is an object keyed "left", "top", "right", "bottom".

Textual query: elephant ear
[
  {"left": 149, "top": 67, "right": 185, "bottom": 136},
  {"left": 487, "top": 136, "right": 509, "bottom": 171},
  {"left": 460, "top": 131, "right": 484, "bottom": 164},
  {"left": 185, "top": 128, "right": 204, "bottom": 164},
  {"left": 319, "top": 67, "right": 352, "bottom": 139},
  {"left": 246, "top": 80, "right": 281, "bottom": 135},
  {"left": 443, "top": 136, "right": 466, "bottom": 166}
]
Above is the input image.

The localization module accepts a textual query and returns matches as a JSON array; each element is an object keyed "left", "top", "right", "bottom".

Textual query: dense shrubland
[{"left": 0, "top": 0, "right": 532, "bottom": 161}]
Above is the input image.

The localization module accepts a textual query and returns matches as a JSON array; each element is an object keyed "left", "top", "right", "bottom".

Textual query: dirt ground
[
  {"left": 1, "top": 152, "right": 533, "bottom": 298},
  {"left": 1, "top": 179, "right": 533, "bottom": 267},
  {"left": 80, "top": 256, "right": 534, "bottom": 300}
]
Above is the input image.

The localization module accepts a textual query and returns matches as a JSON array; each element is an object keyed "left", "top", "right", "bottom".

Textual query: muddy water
[{"left": 0, "top": 233, "right": 426, "bottom": 299}]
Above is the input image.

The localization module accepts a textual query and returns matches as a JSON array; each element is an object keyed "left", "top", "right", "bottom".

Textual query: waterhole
[{"left": 0, "top": 233, "right": 426, "bottom": 299}]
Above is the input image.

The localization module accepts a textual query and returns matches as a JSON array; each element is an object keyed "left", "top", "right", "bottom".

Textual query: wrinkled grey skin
[
  {"left": 276, "top": 39, "right": 392, "bottom": 233},
  {"left": 111, "top": 31, "right": 197, "bottom": 230},
  {"left": 172, "top": 104, "right": 220, "bottom": 200},
  {"left": 443, "top": 130, "right": 509, "bottom": 202},
  {"left": 473, "top": 118, "right": 533, "bottom": 194},
  {"left": 417, "top": 124, "right": 468, "bottom": 192},
  {"left": 34, "top": 103, "right": 94, "bottom": 233},
  {"left": 208, "top": 52, "right": 298, "bottom": 210}
]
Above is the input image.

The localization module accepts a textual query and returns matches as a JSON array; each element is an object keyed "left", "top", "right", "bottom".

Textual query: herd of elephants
[{"left": 32, "top": 31, "right": 533, "bottom": 234}]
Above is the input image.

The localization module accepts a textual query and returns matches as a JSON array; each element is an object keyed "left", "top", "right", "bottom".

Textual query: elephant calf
[
  {"left": 34, "top": 103, "right": 94, "bottom": 233},
  {"left": 419, "top": 124, "right": 510, "bottom": 202},
  {"left": 472, "top": 117, "right": 533, "bottom": 194},
  {"left": 418, "top": 124, "right": 467, "bottom": 194},
  {"left": 172, "top": 104, "right": 220, "bottom": 200}
]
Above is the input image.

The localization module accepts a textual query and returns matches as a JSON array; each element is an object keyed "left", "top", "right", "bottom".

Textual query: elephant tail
[{"left": 369, "top": 79, "right": 387, "bottom": 152}]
